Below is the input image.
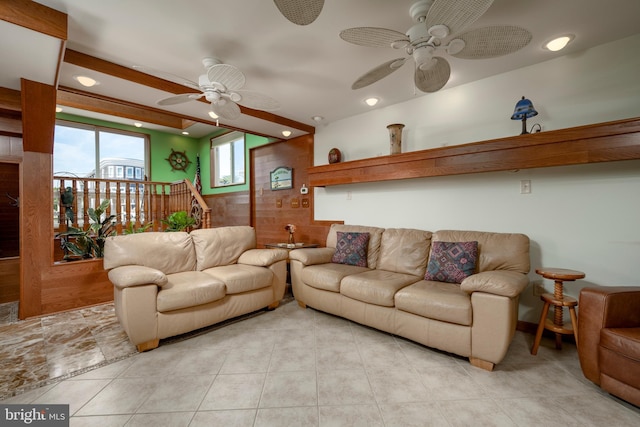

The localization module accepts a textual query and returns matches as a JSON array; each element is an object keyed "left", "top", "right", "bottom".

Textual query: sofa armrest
[
  {"left": 460, "top": 270, "right": 528, "bottom": 298},
  {"left": 108, "top": 265, "right": 168, "bottom": 290},
  {"left": 289, "top": 247, "right": 335, "bottom": 266},
  {"left": 578, "top": 286, "right": 640, "bottom": 385},
  {"left": 238, "top": 248, "right": 289, "bottom": 267}
]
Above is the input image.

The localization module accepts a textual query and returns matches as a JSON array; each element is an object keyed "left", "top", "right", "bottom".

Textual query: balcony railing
[{"left": 53, "top": 176, "right": 211, "bottom": 234}]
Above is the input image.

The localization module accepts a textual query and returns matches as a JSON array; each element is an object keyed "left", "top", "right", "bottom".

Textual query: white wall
[{"left": 313, "top": 34, "right": 640, "bottom": 323}]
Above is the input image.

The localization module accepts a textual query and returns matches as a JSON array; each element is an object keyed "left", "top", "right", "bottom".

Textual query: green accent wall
[{"left": 55, "top": 113, "right": 273, "bottom": 195}]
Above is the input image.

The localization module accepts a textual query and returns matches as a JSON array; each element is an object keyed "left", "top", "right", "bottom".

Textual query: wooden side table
[{"left": 531, "top": 267, "right": 585, "bottom": 355}]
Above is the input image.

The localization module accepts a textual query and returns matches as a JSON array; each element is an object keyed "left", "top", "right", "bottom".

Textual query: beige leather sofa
[
  {"left": 104, "top": 226, "right": 289, "bottom": 351},
  {"left": 290, "top": 224, "right": 530, "bottom": 371}
]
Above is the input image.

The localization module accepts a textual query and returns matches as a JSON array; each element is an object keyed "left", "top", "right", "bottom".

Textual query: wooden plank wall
[
  {"left": 0, "top": 160, "right": 19, "bottom": 258},
  {"left": 0, "top": 257, "right": 19, "bottom": 303},
  {"left": 204, "top": 191, "right": 251, "bottom": 227},
  {"left": 250, "top": 134, "right": 339, "bottom": 248}
]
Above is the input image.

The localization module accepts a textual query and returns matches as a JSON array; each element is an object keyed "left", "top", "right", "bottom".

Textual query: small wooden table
[
  {"left": 264, "top": 242, "right": 319, "bottom": 250},
  {"left": 531, "top": 268, "right": 585, "bottom": 355}
]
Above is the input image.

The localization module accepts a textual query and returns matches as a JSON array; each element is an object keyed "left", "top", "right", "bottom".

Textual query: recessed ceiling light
[
  {"left": 208, "top": 111, "right": 219, "bottom": 119},
  {"left": 133, "top": 122, "right": 142, "bottom": 128},
  {"left": 282, "top": 130, "right": 292, "bottom": 137},
  {"left": 182, "top": 131, "right": 189, "bottom": 135},
  {"left": 544, "top": 35, "right": 574, "bottom": 52},
  {"left": 365, "top": 97, "right": 379, "bottom": 107},
  {"left": 312, "top": 115, "right": 324, "bottom": 122},
  {"left": 73, "top": 75, "right": 99, "bottom": 87},
  {"left": 55, "top": 107, "right": 62, "bottom": 113}
]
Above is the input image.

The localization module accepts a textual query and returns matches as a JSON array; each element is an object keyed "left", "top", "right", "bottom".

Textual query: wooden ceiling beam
[
  {"left": 0, "top": 0, "right": 67, "bottom": 40},
  {"left": 63, "top": 49, "right": 315, "bottom": 134}
]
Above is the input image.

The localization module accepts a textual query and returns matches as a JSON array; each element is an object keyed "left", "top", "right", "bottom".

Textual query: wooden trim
[
  {"left": 0, "top": 0, "right": 67, "bottom": 40},
  {"left": 58, "top": 87, "right": 187, "bottom": 129},
  {"left": 21, "top": 79, "right": 56, "bottom": 154},
  {"left": 0, "top": 88, "right": 22, "bottom": 112},
  {"left": 308, "top": 117, "right": 640, "bottom": 187},
  {"left": 63, "top": 49, "right": 314, "bottom": 134}
]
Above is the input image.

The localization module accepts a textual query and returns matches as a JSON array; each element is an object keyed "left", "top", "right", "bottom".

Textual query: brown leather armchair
[{"left": 578, "top": 286, "right": 640, "bottom": 407}]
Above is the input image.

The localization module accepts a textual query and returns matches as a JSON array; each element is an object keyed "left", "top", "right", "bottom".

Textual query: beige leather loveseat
[
  {"left": 104, "top": 226, "right": 288, "bottom": 351},
  {"left": 290, "top": 224, "right": 530, "bottom": 371}
]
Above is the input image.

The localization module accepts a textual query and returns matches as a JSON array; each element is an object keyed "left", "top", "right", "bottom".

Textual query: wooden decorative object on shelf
[{"left": 328, "top": 148, "right": 341, "bottom": 164}]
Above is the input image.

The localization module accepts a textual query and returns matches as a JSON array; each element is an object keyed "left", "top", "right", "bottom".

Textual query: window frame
[
  {"left": 53, "top": 119, "right": 150, "bottom": 181},
  {"left": 210, "top": 131, "right": 246, "bottom": 187}
]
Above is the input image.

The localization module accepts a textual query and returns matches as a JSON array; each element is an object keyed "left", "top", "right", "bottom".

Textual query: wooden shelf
[{"left": 308, "top": 117, "right": 640, "bottom": 187}]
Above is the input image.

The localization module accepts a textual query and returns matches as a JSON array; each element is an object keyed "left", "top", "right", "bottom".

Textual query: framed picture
[{"left": 270, "top": 166, "right": 293, "bottom": 190}]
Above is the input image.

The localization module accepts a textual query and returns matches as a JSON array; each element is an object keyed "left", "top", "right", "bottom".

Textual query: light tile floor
[{"left": 2, "top": 299, "right": 640, "bottom": 426}]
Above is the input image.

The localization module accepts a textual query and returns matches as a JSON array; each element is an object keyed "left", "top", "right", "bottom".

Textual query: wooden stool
[{"left": 531, "top": 268, "right": 585, "bottom": 355}]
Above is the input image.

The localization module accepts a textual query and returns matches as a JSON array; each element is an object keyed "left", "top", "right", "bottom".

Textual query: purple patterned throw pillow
[
  {"left": 424, "top": 241, "right": 478, "bottom": 284},
  {"left": 331, "top": 232, "right": 370, "bottom": 267}
]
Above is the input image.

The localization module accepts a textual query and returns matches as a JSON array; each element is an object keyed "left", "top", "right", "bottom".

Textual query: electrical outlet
[
  {"left": 532, "top": 280, "right": 545, "bottom": 296},
  {"left": 346, "top": 191, "right": 352, "bottom": 200}
]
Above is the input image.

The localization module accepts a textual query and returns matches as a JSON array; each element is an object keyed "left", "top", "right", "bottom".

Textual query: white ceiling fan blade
[
  {"left": 132, "top": 65, "right": 200, "bottom": 91},
  {"left": 207, "top": 64, "right": 246, "bottom": 91},
  {"left": 450, "top": 26, "right": 532, "bottom": 59},
  {"left": 157, "top": 93, "right": 203, "bottom": 106},
  {"left": 340, "top": 27, "right": 410, "bottom": 48},
  {"left": 232, "top": 90, "right": 280, "bottom": 111},
  {"left": 425, "top": 0, "right": 494, "bottom": 36},
  {"left": 414, "top": 57, "right": 450, "bottom": 93},
  {"left": 273, "top": 0, "right": 324, "bottom": 26},
  {"left": 352, "top": 58, "right": 407, "bottom": 90},
  {"left": 211, "top": 101, "right": 241, "bottom": 121}
]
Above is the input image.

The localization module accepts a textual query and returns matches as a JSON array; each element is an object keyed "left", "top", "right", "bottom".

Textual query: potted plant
[
  {"left": 56, "top": 199, "right": 116, "bottom": 260},
  {"left": 161, "top": 210, "right": 196, "bottom": 232}
]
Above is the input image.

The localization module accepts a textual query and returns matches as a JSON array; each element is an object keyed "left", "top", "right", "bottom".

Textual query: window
[
  {"left": 211, "top": 131, "right": 245, "bottom": 187},
  {"left": 53, "top": 121, "right": 148, "bottom": 181}
]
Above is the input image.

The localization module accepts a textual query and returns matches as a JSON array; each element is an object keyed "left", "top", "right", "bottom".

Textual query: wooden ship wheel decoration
[{"left": 166, "top": 149, "right": 191, "bottom": 171}]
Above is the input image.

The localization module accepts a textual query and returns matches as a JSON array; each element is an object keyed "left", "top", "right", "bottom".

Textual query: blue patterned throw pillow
[
  {"left": 331, "top": 232, "right": 370, "bottom": 267},
  {"left": 424, "top": 241, "right": 478, "bottom": 284}
]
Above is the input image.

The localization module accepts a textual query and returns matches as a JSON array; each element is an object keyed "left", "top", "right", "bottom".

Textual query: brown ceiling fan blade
[
  {"left": 414, "top": 57, "right": 450, "bottom": 93},
  {"left": 273, "top": 0, "right": 324, "bottom": 26},
  {"left": 426, "top": 0, "right": 494, "bottom": 35},
  {"left": 451, "top": 26, "right": 532, "bottom": 59},
  {"left": 340, "top": 27, "right": 410, "bottom": 48},
  {"left": 352, "top": 58, "right": 407, "bottom": 90}
]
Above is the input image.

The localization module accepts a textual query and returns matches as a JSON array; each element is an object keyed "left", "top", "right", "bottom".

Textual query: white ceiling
[{"left": 4, "top": 0, "right": 640, "bottom": 139}]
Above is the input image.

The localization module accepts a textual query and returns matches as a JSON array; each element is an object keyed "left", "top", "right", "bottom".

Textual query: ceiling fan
[
  {"left": 143, "top": 58, "right": 280, "bottom": 121},
  {"left": 273, "top": 0, "right": 324, "bottom": 25},
  {"left": 340, "top": 0, "right": 532, "bottom": 93}
]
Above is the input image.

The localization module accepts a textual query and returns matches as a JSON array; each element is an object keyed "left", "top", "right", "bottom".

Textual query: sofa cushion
[
  {"left": 395, "top": 280, "right": 472, "bottom": 326},
  {"left": 157, "top": 271, "right": 226, "bottom": 312},
  {"left": 378, "top": 228, "right": 432, "bottom": 276},
  {"left": 302, "top": 263, "right": 370, "bottom": 292},
  {"left": 433, "top": 230, "right": 530, "bottom": 274},
  {"left": 600, "top": 327, "right": 640, "bottom": 361},
  {"left": 340, "top": 270, "right": 420, "bottom": 307},
  {"left": 191, "top": 226, "right": 256, "bottom": 270},
  {"left": 203, "top": 264, "right": 273, "bottom": 294},
  {"left": 425, "top": 241, "right": 478, "bottom": 284},
  {"left": 104, "top": 231, "right": 196, "bottom": 274},
  {"left": 331, "top": 231, "right": 370, "bottom": 267},
  {"left": 326, "top": 224, "right": 385, "bottom": 269}
]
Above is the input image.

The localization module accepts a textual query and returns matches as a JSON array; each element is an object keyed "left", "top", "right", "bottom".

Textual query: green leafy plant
[
  {"left": 57, "top": 199, "right": 116, "bottom": 260},
  {"left": 161, "top": 210, "right": 196, "bottom": 232},
  {"left": 123, "top": 221, "right": 153, "bottom": 234}
]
